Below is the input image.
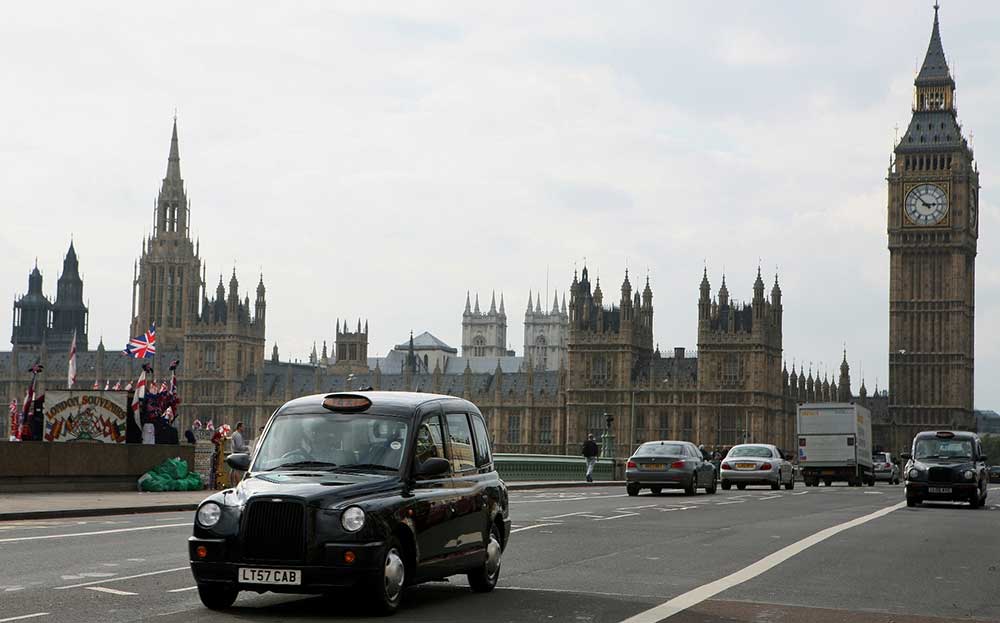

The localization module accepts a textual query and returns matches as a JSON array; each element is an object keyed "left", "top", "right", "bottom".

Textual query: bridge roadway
[{"left": 1, "top": 484, "right": 998, "bottom": 623}]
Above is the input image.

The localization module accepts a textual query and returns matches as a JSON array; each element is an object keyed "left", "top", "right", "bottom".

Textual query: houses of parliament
[{"left": 0, "top": 8, "right": 979, "bottom": 456}]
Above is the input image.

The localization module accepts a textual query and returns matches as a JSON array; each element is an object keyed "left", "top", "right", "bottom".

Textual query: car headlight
[
  {"left": 963, "top": 470, "right": 975, "bottom": 481},
  {"left": 908, "top": 468, "right": 921, "bottom": 480},
  {"left": 341, "top": 506, "right": 365, "bottom": 532},
  {"left": 197, "top": 502, "right": 222, "bottom": 528}
]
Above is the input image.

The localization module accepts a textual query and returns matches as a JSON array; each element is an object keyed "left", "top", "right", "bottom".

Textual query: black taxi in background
[
  {"left": 902, "top": 430, "right": 989, "bottom": 508},
  {"left": 188, "top": 392, "right": 510, "bottom": 614}
]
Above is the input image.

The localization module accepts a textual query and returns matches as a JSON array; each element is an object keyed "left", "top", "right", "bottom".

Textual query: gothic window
[
  {"left": 681, "top": 412, "right": 693, "bottom": 440},
  {"left": 539, "top": 414, "right": 552, "bottom": 444},
  {"left": 506, "top": 414, "right": 521, "bottom": 444},
  {"left": 658, "top": 412, "right": 670, "bottom": 439},
  {"left": 534, "top": 334, "right": 547, "bottom": 370},
  {"left": 591, "top": 354, "right": 610, "bottom": 385},
  {"left": 587, "top": 411, "right": 606, "bottom": 439},
  {"left": 473, "top": 335, "right": 486, "bottom": 357},
  {"left": 205, "top": 344, "right": 217, "bottom": 370},
  {"left": 721, "top": 354, "right": 743, "bottom": 386}
]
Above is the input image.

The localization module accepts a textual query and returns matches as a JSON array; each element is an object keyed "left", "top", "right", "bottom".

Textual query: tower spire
[
  {"left": 166, "top": 116, "right": 181, "bottom": 180},
  {"left": 916, "top": 2, "right": 952, "bottom": 87}
]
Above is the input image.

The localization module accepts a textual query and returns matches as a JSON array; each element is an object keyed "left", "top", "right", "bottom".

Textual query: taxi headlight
[
  {"left": 197, "top": 502, "right": 222, "bottom": 528},
  {"left": 908, "top": 468, "right": 921, "bottom": 480},
  {"left": 341, "top": 506, "right": 365, "bottom": 532},
  {"left": 963, "top": 470, "right": 975, "bottom": 481}
]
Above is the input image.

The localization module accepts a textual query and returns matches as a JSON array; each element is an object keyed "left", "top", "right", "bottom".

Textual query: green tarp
[{"left": 138, "top": 457, "right": 203, "bottom": 492}]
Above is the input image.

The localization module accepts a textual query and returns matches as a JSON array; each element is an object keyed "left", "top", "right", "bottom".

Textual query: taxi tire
[
  {"left": 368, "top": 539, "right": 405, "bottom": 615},
  {"left": 906, "top": 496, "right": 921, "bottom": 507},
  {"left": 650, "top": 486, "right": 663, "bottom": 495},
  {"left": 197, "top": 584, "right": 238, "bottom": 610},
  {"left": 770, "top": 480, "right": 781, "bottom": 491},
  {"left": 684, "top": 477, "right": 697, "bottom": 496},
  {"left": 969, "top": 490, "right": 984, "bottom": 509},
  {"left": 468, "top": 523, "right": 503, "bottom": 593}
]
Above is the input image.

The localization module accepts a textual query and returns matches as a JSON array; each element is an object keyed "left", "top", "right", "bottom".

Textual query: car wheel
[
  {"left": 721, "top": 481, "right": 731, "bottom": 491},
  {"left": 650, "top": 486, "right": 663, "bottom": 495},
  {"left": 368, "top": 540, "right": 406, "bottom": 614},
  {"left": 824, "top": 480, "right": 832, "bottom": 487},
  {"left": 770, "top": 478, "right": 781, "bottom": 491},
  {"left": 468, "top": 523, "right": 502, "bottom": 592},
  {"left": 684, "top": 475, "right": 697, "bottom": 496},
  {"left": 784, "top": 478, "right": 794, "bottom": 490},
  {"left": 906, "top": 496, "right": 921, "bottom": 508},
  {"left": 704, "top": 476, "right": 717, "bottom": 494},
  {"left": 197, "top": 584, "right": 238, "bottom": 610},
  {"left": 626, "top": 483, "right": 640, "bottom": 497},
  {"left": 736, "top": 483, "right": 747, "bottom": 490}
]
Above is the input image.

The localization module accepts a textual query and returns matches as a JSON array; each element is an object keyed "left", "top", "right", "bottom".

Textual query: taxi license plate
[
  {"left": 736, "top": 463, "right": 756, "bottom": 470},
  {"left": 644, "top": 463, "right": 666, "bottom": 470},
  {"left": 928, "top": 487, "right": 951, "bottom": 494},
  {"left": 239, "top": 567, "right": 301, "bottom": 585}
]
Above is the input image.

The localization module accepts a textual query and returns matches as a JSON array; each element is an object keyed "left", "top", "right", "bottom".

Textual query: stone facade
[
  {"left": 11, "top": 243, "right": 89, "bottom": 352},
  {"left": 887, "top": 7, "right": 978, "bottom": 448},
  {"left": 461, "top": 292, "right": 509, "bottom": 358},
  {"left": 523, "top": 291, "right": 568, "bottom": 371}
]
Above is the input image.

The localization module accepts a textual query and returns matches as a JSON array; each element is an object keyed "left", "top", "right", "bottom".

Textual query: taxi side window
[
  {"left": 470, "top": 415, "right": 492, "bottom": 467},
  {"left": 414, "top": 415, "right": 447, "bottom": 472},
  {"left": 445, "top": 414, "right": 477, "bottom": 473}
]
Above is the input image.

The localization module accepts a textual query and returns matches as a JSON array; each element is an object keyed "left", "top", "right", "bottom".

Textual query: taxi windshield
[
  {"left": 253, "top": 412, "right": 409, "bottom": 472},
  {"left": 914, "top": 438, "right": 973, "bottom": 460}
]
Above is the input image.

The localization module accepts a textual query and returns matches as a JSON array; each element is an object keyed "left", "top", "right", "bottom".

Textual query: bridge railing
[{"left": 494, "top": 453, "right": 617, "bottom": 481}]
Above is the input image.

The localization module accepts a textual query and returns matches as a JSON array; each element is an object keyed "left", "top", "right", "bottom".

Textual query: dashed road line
[
  {"left": 511, "top": 494, "right": 629, "bottom": 504},
  {"left": 55, "top": 567, "right": 188, "bottom": 590},
  {"left": 593, "top": 513, "right": 640, "bottom": 522},
  {"left": 757, "top": 495, "right": 781, "bottom": 500},
  {"left": 716, "top": 500, "right": 745, "bottom": 505},
  {"left": 85, "top": 586, "right": 137, "bottom": 596},
  {"left": 167, "top": 586, "right": 198, "bottom": 593},
  {"left": 510, "top": 523, "right": 561, "bottom": 534},
  {"left": 0, "top": 523, "right": 189, "bottom": 543},
  {"left": 0, "top": 615, "right": 49, "bottom": 623},
  {"left": 540, "top": 511, "right": 592, "bottom": 520}
]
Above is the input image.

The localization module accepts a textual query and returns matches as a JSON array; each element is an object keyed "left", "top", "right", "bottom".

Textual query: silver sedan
[
  {"left": 720, "top": 444, "right": 795, "bottom": 491},
  {"left": 625, "top": 440, "right": 718, "bottom": 496}
]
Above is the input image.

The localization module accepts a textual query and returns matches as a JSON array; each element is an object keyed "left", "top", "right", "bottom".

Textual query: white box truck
[{"left": 796, "top": 403, "right": 874, "bottom": 487}]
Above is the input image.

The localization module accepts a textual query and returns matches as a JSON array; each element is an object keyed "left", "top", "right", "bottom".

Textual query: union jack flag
[{"left": 124, "top": 324, "right": 156, "bottom": 359}]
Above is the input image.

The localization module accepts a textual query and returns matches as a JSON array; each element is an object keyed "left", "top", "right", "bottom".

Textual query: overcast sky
[{"left": 2, "top": 1, "right": 999, "bottom": 406}]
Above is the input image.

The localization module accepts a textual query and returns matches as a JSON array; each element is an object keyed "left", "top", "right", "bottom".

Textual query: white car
[
  {"left": 721, "top": 444, "right": 795, "bottom": 491},
  {"left": 872, "top": 451, "right": 900, "bottom": 484}
]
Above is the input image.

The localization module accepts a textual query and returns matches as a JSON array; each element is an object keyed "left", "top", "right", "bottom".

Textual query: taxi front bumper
[
  {"left": 189, "top": 537, "right": 385, "bottom": 592},
  {"left": 905, "top": 482, "right": 979, "bottom": 501}
]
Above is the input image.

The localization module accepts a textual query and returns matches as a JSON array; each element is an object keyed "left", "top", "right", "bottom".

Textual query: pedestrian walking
[
  {"left": 581, "top": 433, "right": 600, "bottom": 483},
  {"left": 229, "top": 422, "right": 248, "bottom": 487}
]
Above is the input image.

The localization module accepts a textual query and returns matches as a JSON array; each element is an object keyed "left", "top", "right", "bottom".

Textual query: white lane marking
[
  {"left": 757, "top": 495, "right": 780, "bottom": 500},
  {"left": 510, "top": 523, "right": 561, "bottom": 534},
  {"left": 540, "top": 511, "right": 591, "bottom": 520},
  {"left": 593, "top": 512, "right": 639, "bottom": 522},
  {"left": 0, "top": 524, "right": 189, "bottom": 544},
  {"left": 614, "top": 504, "right": 660, "bottom": 511},
  {"left": 715, "top": 501, "right": 744, "bottom": 505},
  {"left": 60, "top": 572, "right": 117, "bottom": 580},
  {"left": 511, "top": 494, "right": 628, "bottom": 504},
  {"left": 167, "top": 586, "right": 198, "bottom": 593},
  {"left": 85, "top": 586, "right": 137, "bottom": 596},
  {"left": 617, "top": 500, "right": 906, "bottom": 623},
  {"left": 55, "top": 567, "right": 188, "bottom": 590},
  {"left": 126, "top": 558, "right": 146, "bottom": 562},
  {"left": 864, "top": 491, "right": 885, "bottom": 495},
  {"left": 0, "top": 614, "right": 49, "bottom": 623},
  {"left": 791, "top": 491, "right": 809, "bottom": 496}
]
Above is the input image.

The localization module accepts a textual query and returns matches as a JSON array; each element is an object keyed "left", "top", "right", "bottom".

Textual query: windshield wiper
[
  {"left": 334, "top": 463, "right": 399, "bottom": 472},
  {"left": 265, "top": 460, "right": 339, "bottom": 471},
  {"left": 916, "top": 455, "right": 940, "bottom": 460}
]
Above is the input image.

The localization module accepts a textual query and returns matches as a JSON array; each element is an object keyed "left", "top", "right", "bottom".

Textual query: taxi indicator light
[
  {"left": 196, "top": 545, "right": 208, "bottom": 559},
  {"left": 344, "top": 551, "right": 356, "bottom": 564},
  {"left": 322, "top": 394, "right": 372, "bottom": 412}
]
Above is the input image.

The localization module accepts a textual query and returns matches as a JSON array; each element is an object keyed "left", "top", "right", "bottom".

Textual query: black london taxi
[
  {"left": 188, "top": 392, "right": 510, "bottom": 614},
  {"left": 901, "top": 430, "right": 989, "bottom": 508}
]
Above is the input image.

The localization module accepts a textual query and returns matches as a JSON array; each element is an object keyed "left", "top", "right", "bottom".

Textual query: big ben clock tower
[{"left": 888, "top": 4, "right": 978, "bottom": 447}]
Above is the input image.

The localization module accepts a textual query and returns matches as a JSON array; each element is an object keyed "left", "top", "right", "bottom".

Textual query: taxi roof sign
[{"left": 322, "top": 394, "right": 372, "bottom": 412}]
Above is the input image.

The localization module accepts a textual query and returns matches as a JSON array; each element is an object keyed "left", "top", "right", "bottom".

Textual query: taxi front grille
[
  {"left": 928, "top": 467, "right": 955, "bottom": 483},
  {"left": 242, "top": 500, "right": 305, "bottom": 562}
]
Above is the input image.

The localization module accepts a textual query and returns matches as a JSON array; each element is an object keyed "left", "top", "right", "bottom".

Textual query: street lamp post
[{"left": 601, "top": 412, "right": 615, "bottom": 458}]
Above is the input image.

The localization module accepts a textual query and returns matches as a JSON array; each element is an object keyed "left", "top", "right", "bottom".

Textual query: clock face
[
  {"left": 969, "top": 192, "right": 978, "bottom": 229},
  {"left": 904, "top": 183, "right": 948, "bottom": 225}
]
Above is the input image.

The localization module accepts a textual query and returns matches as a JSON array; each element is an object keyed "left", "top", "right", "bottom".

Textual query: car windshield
[
  {"left": 728, "top": 446, "right": 773, "bottom": 458},
  {"left": 252, "top": 412, "right": 409, "bottom": 472},
  {"left": 634, "top": 443, "right": 686, "bottom": 457},
  {"left": 913, "top": 438, "right": 973, "bottom": 460}
]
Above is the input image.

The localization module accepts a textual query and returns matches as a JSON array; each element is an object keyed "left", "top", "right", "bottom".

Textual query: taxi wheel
[
  {"left": 468, "top": 523, "right": 503, "bottom": 593},
  {"left": 650, "top": 486, "right": 663, "bottom": 495},
  {"left": 770, "top": 480, "right": 781, "bottom": 491},
  {"left": 369, "top": 540, "right": 406, "bottom": 615},
  {"left": 906, "top": 496, "right": 921, "bottom": 507},
  {"left": 197, "top": 584, "right": 237, "bottom": 610},
  {"left": 969, "top": 491, "right": 983, "bottom": 509},
  {"left": 704, "top": 478, "right": 717, "bottom": 494}
]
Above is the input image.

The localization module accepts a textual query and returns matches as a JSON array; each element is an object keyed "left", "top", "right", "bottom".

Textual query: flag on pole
[
  {"left": 67, "top": 330, "right": 77, "bottom": 389},
  {"left": 130, "top": 366, "right": 148, "bottom": 430},
  {"left": 21, "top": 363, "right": 42, "bottom": 441},
  {"left": 92, "top": 379, "right": 99, "bottom": 390},
  {"left": 104, "top": 380, "right": 110, "bottom": 391},
  {"left": 112, "top": 379, "right": 121, "bottom": 391},
  {"left": 124, "top": 324, "right": 157, "bottom": 359}
]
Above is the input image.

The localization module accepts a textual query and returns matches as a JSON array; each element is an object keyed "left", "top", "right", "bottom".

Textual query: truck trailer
[{"left": 796, "top": 403, "right": 874, "bottom": 487}]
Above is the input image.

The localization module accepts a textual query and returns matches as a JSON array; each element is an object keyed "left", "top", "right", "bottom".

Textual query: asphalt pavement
[{"left": 1, "top": 483, "right": 998, "bottom": 623}]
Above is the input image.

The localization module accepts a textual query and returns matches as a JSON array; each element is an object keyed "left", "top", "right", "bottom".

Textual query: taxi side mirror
[
  {"left": 227, "top": 453, "right": 251, "bottom": 472},
  {"left": 415, "top": 457, "right": 450, "bottom": 478},
  {"left": 900, "top": 452, "right": 912, "bottom": 461}
]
